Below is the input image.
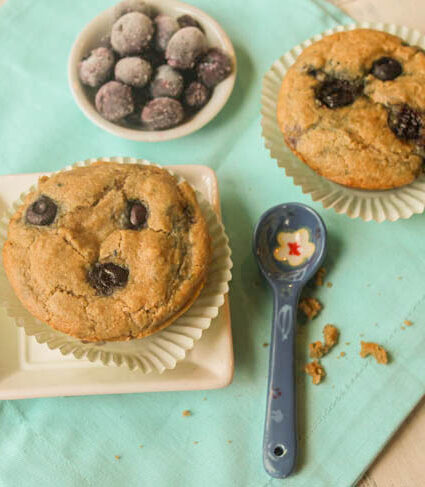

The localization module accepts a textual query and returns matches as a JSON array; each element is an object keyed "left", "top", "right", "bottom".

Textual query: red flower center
[{"left": 288, "top": 242, "right": 301, "bottom": 256}]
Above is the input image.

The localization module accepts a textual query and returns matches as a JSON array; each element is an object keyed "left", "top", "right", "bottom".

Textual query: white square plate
[{"left": 0, "top": 165, "right": 234, "bottom": 399}]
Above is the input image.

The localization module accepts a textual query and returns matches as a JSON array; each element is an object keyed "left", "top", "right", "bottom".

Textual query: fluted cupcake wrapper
[
  {"left": 0, "top": 157, "right": 232, "bottom": 373},
  {"left": 261, "top": 22, "right": 425, "bottom": 222}
]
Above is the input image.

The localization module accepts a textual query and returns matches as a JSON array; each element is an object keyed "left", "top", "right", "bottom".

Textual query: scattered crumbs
[
  {"left": 304, "top": 360, "right": 326, "bottom": 385},
  {"left": 182, "top": 410, "right": 191, "bottom": 417},
  {"left": 315, "top": 267, "right": 326, "bottom": 286},
  {"left": 345, "top": 342, "right": 350, "bottom": 346},
  {"left": 401, "top": 326, "right": 406, "bottom": 331},
  {"left": 227, "top": 440, "right": 233, "bottom": 444},
  {"left": 397, "top": 276, "right": 403, "bottom": 280},
  {"left": 203, "top": 397, "right": 207, "bottom": 401},
  {"left": 309, "top": 341, "right": 326, "bottom": 359},
  {"left": 298, "top": 297, "right": 322, "bottom": 320},
  {"left": 263, "top": 342, "right": 269, "bottom": 348},
  {"left": 404, "top": 319, "right": 413, "bottom": 327},
  {"left": 193, "top": 441, "right": 199, "bottom": 445},
  {"left": 139, "top": 445, "right": 143, "bottom": 449},
  {"left": 360, "top": 341, "right": 388, "bottom": 365},
  {"left": 339, "top": 351, "right": 346, "bottom": 358},
  {"left": 326, "top": 281, "right": 333, "bottom": 288},
  {"left": 323, "top": 324, "right": 339, "bottom": 348},
  {"left": 308, "top": 324, "right": 339, "bottom": 359},
  {"left": 115, "top": 455, "right": 121, "bottom": 460}
]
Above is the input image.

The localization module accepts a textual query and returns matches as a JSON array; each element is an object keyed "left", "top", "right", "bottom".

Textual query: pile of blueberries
[{"left": 78, "top": 0, "right": 232, "bottom": 130}]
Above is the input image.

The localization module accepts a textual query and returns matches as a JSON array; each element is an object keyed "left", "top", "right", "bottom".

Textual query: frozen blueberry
[
  {"left": 177, "top": 14, "right": 202, "bottom": 31},
  {"left": 78, "top": 47, "right": 115, "bottom": 88},
  {"left": 25, "top": 196, "right": 57, "bottom": 226},
  {"left": 184, "top": 81, "right": 210, "bottom": 109},
  {"left": 95, "top": 81, "right": 134, "bottom": 121},
  {"left": 166, "top": 27, "right": 207, "bottom": 70},
  {"left": 88, "top": 263, "right": 129, "bottom": 296},
  {"left": 115, "top": 57, "right": 152, "bottom": 87},
  {"left": 371, "top": 57, "right": 402, "bottom": 81},
  {"left": 114, "top": 0, "right": 155, "bottom": 20},
  {"left": 150, "top": 65, "right": 184, "bottom": 98},
  {"left": 111, "top": 12, "right": 154, "bottom": 56},
  {"left": 388, "top": 104, "right": 422, "bottom": 140},
  {"left": 154, "top": 15, "right": 180, "bottom": 52},
  {"left": 141, "top": 97, "right": 184, "bottom": 129},
  {"left": 196, "top": 48, "right": 232, "bottom": 88},
  {"left": 315, "top": 78, "right": 362, "bottom": 109}
]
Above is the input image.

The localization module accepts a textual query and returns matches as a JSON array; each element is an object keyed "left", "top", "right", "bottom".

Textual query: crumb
[
  {"left": 227, "top": 440, "right": 233, "bottom": 444},
  {"left": 366, "top": 283, "right": 370, "bottom": 287},
  {"left": 298, "top": 297, "right": 322, "bottom": 319},
  {"left": 360, "top": 333, "right": 364, "bottom": 337},
  {"left": 332, "top": 385, "right": 335, "bottom": 389},
  {"left": 139, "top": 445, "right": 143, "bottom": 449},
  {"left": 360, "top": 341, "right": 388, "bottom": 364},
  {"left": 323, "top": 324, "right": 339, "bottom": 348},
  {"left": 397, "top": 276, "right": 403, "bottom": 280},
  {"left": 315, "top": 267, "right": 326, "bottom": 286},
  {"left": 308, "top": 324, "right": 339, "bottom": 358},
  {"left": 326, "top": 282, "right": 333, "bottom": 288},
  {"left": 115, "top": 455, "right": 121, "bottom": 460},
  {"left": 404, "top": 320, "right": 413, "bottom": 326},
  {"left": 182, "top": 410, "right": 191, "bottom": 417},
  {"left": 309, "top": 340, "right": 326, "bottom": 359},
  {"left": 193, "top": 441, "right": 199, "bottom": 445},
  {"left": 340, "top": 351, "right": 346, "bottom": 358},
  {"left": 304, "top": 360, "right": 326, "bottom": 384},
  {"left": 203, "top": 397, "right": 207, "bottom": 401},
  {"left": 263, "top": 342, "right": 269, "bottom": 348},
  {"left": 345, "top": 342, "right": 350, "bottom": 346},
  {"left": 401, "top": 326, "right": 406, "bottom": 330}
]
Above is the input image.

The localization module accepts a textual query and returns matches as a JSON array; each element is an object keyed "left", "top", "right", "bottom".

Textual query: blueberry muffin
[
  {"left": 2, "top": 162, "right": 211, "bottom": 342},
  {"left": 277, "top": 29, "right": 425, "bottom": 190}
]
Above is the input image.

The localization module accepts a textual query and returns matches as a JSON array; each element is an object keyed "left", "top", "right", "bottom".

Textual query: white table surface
[{"left": 0, "top": 0, "right": 424, "bottom": 485}]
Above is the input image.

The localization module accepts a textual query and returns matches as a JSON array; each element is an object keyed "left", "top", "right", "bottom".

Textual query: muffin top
[
  {"left": 277, "top": 29, "right": 425, "bottom": 190},
  {"left": 2, "top": 162, "right": 210, "bottom": 341}
]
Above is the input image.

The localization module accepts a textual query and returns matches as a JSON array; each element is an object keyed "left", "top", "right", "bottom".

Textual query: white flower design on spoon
[{"left": 273, "top": 228, "right": 315, "bottom": 267}]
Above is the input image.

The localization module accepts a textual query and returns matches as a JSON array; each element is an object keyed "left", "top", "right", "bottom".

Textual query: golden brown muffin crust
[
  {"left": 277, "top": 29, "right": 425, "bottom": 190},
  {"left": 3, "top": 162, "right": 211, "bottom": 342}
]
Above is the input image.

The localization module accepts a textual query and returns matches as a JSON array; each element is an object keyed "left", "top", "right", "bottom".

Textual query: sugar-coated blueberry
[
  {"left": 115, "top": 57, "right": 152, "bottom": 87},
  {"left": 111, "top": 12, "right": 154, "bottom": 56},
  {"left": 95, "top": 81, "right": 134, "bottom": 121},
  {"left": 79, "top": 47, "right": 115, "bottom": 88},
  {"left": 150, "top": 65, "right": 183, "bottom": 98},
  {"left": 166, "top": 27, "right": 207, "bottom": 70},
  {"left": 141, "top": 97, "right": 184, "bottom": 129},
  {"left": 197, "top": 48, "right": 232, "bottom": 87},
  {"left": 154, "top": 15, "right": 180, "bottom": 52},
  {"left": 114, "top": 0, "right": 155, "bottom": 20},
  {"left": 184, "top": 81, "right": 210, "bottom": 109}
]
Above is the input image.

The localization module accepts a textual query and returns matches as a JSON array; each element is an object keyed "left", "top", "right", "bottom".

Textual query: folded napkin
[{"left": 1, "top": 1, "right": 424, "bottom": 486}]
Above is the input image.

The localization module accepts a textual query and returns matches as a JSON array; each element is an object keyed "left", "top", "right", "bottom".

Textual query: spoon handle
[{"left": 263, "top": 286, "right": 300, "bottom": 478}]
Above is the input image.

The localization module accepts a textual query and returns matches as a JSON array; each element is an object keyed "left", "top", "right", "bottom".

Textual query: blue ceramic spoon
[{"left": 253, "top": 203, "right": 327, "bottom": 479}]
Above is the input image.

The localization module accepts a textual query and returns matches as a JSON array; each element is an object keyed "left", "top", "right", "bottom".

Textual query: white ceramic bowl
[{"left": 68, "top": 0, "right": 236, "bottom": 142}]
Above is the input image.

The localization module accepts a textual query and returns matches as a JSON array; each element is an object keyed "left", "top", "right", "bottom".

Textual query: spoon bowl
[{"left": 253, "top": 202, "right": 327, "bottom": 479}]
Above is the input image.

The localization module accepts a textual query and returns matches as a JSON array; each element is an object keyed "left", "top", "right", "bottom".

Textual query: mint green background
[{"left": 1, "top": 1, "right": 424, "bottom": 486}]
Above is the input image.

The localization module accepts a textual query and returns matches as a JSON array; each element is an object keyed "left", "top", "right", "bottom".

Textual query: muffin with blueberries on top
[{"left": 277, "top": 29, "right": 425, "bottom": 190}]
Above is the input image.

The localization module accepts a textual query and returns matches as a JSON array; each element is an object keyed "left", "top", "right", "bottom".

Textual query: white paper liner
[
  {"left": 261, "top": 22, "right": 425, "bottom": 222},
  {"left": 0, "top": 157, "right": 232, "bottom": 373}
]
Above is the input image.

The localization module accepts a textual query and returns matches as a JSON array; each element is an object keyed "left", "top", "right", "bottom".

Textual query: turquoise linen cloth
[{"left": 0, "top": 1, "right": 424, "bottom": 486}]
